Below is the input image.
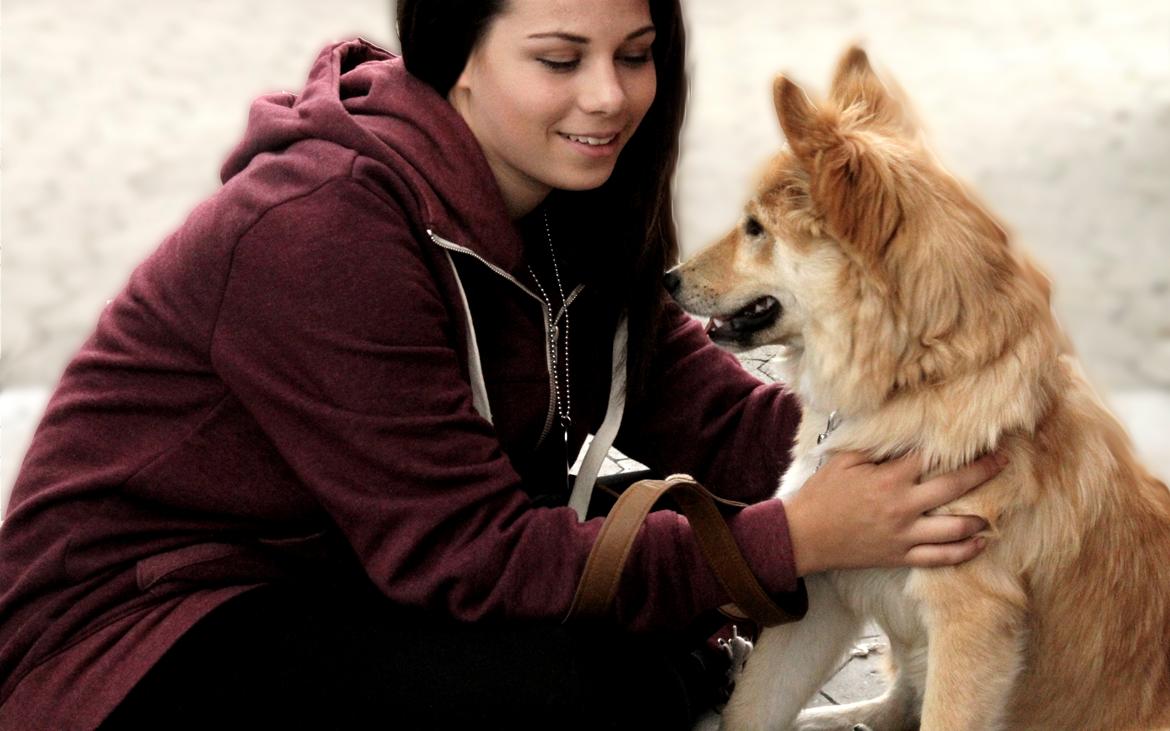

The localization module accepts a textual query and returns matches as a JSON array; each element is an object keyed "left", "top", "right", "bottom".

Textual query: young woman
[{"left": 0, "top": 1, "right": 1000, "bottom": 728}]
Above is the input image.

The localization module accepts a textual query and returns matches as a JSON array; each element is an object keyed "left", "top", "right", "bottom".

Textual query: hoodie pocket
[{"left": 135, "top": 529, "right": 339, "bottom": 591}]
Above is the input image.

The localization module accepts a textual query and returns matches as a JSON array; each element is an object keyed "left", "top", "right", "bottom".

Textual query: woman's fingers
[
  {"left": 912, "top": 452, "right": 1006, "bottom": 513},
  {"left": 880, "top": 451, "right": 925, "bottom": 485},
  {"left": 903, "top": 535, "right": 988, "bottom": 568},
  {"left": 908, "top": 514, "right": 989, "bottom": 546}
]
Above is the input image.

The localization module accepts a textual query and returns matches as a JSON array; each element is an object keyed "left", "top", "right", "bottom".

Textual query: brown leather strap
[{"left": 566, "top": 475, "right": 802, "bottom": 627}]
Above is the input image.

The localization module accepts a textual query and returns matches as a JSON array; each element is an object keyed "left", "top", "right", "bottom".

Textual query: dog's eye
[{"left": 744, "top": 216, "right": 765, "bottom": 237}]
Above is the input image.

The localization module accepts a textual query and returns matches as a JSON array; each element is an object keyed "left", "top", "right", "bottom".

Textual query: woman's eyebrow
[{"left": 527, "top": 25, "right": 656, "bottom": 44}]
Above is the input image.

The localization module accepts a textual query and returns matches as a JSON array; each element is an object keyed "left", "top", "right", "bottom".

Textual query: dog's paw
[
  {"left": 717, "top": 625, "right": 754, "bottom": 683},
  {"left": 792, "top": 705, "right": 879, "bottom": 731},
  {"left": 792, "top": 718, "right": 872, "bottom": 731}
]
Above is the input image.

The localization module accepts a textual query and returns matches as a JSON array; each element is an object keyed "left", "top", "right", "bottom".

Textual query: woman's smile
[{"left": 557, "top": 130, "right": 622, "bottom": 156}]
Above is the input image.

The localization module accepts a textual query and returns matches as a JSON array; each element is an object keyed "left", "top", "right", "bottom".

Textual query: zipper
[{"left": 428, "top": 229, "right": 584, "bottom": 446}]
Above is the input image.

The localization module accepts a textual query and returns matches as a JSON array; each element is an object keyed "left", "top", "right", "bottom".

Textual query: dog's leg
[
  {"left": 910, "top": 566, "right": 1027, "bottom": 731},
  {"left": 790, "top": 638, "right": 924, "bottom": 731},
  {"left": 721, "top": 575, "right": 861, "bottom": 731},
  {"left": 792, "top": 689, "right": 915, "bottom": 731}
]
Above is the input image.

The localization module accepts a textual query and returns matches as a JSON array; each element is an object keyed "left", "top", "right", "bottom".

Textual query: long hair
[{"left": 396, "top": 0, "right": 688, "bottom": 401}]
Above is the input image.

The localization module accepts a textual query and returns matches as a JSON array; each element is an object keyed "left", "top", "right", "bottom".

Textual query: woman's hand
[{"left": 783, "top": 451, "right": 1006, "bottom": 576}]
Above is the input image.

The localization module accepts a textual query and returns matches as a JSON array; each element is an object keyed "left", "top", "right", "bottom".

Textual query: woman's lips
[{"left": 558, "top": 131, "right": 621, "bottom": 157}]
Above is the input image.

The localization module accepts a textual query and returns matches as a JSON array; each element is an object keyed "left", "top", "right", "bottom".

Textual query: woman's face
[{"left": 448, "top": 0, "right": 658, "bottom": 218}]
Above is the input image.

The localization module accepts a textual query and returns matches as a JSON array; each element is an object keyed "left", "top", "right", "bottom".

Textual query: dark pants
[{"left": 99, "top": 576, "right": 730, "bottom": 730}]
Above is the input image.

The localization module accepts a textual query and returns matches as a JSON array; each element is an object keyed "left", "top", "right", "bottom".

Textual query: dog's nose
[{"left": 662, "top": 270, "right": 681, "bottom": 295}]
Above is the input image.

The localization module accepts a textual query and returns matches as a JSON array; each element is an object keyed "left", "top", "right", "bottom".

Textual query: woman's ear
[{"left": 446, "top": 49, "right": 479, "bottom": 108}]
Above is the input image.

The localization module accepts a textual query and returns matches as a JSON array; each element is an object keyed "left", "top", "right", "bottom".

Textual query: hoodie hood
[{"left": 221, "top": 38, "right": 524, "bottom": 274}]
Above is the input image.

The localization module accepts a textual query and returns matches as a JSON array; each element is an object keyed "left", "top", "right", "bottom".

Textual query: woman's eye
[
  {"left": 618, "top": 53, "right": 653, "bottom": 67},
  {"left": 745, "top": 216, "right": 765, "bottom": 237},
  {"left": 538, "top": 58, "right": 579, "bottom": 72}
]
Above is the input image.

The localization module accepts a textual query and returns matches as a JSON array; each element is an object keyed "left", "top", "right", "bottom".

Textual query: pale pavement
[{"left": 2, "top": 0, "right": 1168, "bottom": 723}]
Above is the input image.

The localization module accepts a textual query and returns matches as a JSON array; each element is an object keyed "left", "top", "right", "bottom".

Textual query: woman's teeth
[{"left": 566, "top": 134, "right": 616, "bottom": 146}]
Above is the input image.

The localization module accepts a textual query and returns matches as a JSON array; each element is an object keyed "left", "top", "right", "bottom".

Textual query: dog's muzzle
[{"left": 705, "top": 296, "right": 782, "bottom": 343}]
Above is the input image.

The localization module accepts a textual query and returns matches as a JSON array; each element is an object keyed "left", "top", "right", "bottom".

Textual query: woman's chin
[{"left": 550, "top": 166, "right": 619, "bottom": 192}]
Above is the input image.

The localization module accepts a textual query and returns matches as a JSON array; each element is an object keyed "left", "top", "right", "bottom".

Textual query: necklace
[{"left": 527, "top": 208, "right": 571, "bottom": 429}]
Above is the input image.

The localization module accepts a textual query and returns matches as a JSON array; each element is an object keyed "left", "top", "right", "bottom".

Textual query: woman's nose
[{"left": 579, "top": 63, "right": 625, "bottom": 115}]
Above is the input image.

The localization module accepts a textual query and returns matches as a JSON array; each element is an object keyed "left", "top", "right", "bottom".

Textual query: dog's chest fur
[
  {"left": 774, "top": 406, "right": 930, "bottom": 666},
  {"left": 775, "top": 406, "right": 838, "bottom": 499}
]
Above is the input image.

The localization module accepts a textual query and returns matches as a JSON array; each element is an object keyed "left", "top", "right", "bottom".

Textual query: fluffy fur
[{"left": 670, "top": 47, "right": 1170, "bottom": 731}]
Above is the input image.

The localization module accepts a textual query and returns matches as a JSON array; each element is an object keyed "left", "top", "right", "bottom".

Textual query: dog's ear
[
  {"left": 830, "top": 46, "right": 919, "bottom": 138},
  {"left": 772, "top": 75, "right": 835, "bottom": 163},
  {"left": 774, "top": 74, "right": 902, "bottom": 258}
]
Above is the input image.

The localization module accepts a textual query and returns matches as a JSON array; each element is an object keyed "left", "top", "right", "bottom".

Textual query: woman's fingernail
[{"left": 994, "top": 451, "right": 1010, "bottom": 468}]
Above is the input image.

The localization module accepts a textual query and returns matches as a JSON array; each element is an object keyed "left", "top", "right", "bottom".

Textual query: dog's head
[{"left": 668, "top": 47, "right": 1054, "bottom": 411}]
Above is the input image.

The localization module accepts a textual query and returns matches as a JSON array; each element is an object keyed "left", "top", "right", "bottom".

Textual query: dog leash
[{"left": 565, "top": 474, "right": 807, "bottom": 627}]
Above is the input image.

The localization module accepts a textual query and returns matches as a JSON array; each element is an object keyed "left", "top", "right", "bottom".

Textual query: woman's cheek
[{"left": 634, "top": 69, "right": 657, "bottom": 124}]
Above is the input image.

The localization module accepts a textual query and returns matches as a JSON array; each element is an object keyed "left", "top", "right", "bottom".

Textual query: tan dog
[{"left": 668, "top": 47, "right": 1170, "bottom": 731}]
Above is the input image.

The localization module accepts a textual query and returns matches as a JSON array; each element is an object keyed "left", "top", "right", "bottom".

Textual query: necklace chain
[{"left": 527, "top": 208, "right": 571, "bottom": 429}]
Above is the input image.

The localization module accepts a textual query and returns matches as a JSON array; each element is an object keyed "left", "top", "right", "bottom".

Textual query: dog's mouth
[{"left": 705, "top": 296, "right": 782, "bottom": 342}]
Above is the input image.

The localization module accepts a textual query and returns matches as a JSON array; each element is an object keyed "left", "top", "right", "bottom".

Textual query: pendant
[{"left": 561, "top": 425, "right": 573, "bottom": 494}]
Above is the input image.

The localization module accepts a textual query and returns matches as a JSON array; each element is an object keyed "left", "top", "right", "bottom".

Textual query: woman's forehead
[{"left": 494, "top": 0, "right": 654, "bottom": 39}]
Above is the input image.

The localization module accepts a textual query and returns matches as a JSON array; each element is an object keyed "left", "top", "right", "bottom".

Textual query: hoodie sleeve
[
  {"left": 617, "top": 299, "right": 804, "bottom": 505},
  {"left": 210, "top": 177, "right": 803, "bottom": 631}
]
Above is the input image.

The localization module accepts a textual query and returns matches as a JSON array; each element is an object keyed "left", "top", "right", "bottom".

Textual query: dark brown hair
[{"left": 396, "top": 0, "right": 688, "bottom": 401}]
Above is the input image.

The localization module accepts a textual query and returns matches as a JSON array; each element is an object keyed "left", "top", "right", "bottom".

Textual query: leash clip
[
  {"left": 815, "top": 410, "right": 841, "bottom": 471},
  {"left": 816, "top": 410, "right": 841, "bottom": 445}
]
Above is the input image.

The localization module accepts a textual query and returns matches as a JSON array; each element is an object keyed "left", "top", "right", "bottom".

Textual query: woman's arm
[
  {"left": 210, "top": 178, "right": 802, "bottom": 630},
  {"left": 615, "top": 297, "right": 802, "bottom": 504}
]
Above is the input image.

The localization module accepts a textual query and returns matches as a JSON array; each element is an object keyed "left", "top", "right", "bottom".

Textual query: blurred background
[{"left": 3, "top": 0, "right": 1168, "bottom": 510}]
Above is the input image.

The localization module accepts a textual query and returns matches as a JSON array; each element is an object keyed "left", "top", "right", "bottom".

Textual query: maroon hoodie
[{"left": 0, "top": 39, "right": 804, "bottom": 729}]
